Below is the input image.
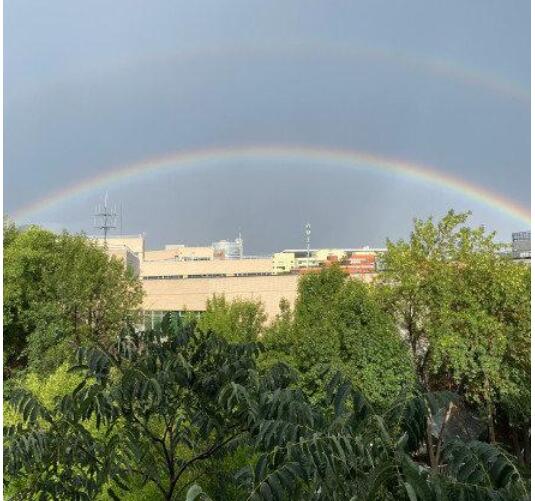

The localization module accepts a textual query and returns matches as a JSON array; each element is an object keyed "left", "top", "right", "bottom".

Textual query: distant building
[
  {"left": 92, "top": 234, "right": 145, "bottom": 260},
  {"left": 512, "top": 231, "right": 531, "bottom": 261},
  {"left": 212, "top": 235, "right": 244, "bottom": 259},
  {"left": 106, "top": 245, "right": 141, "bottom": 277},
  {"left": 92, "top": 235, "right": 144, "bottom": 276},
  {"left": 272, "top": 247, "right": 386, "bottom": 277}
]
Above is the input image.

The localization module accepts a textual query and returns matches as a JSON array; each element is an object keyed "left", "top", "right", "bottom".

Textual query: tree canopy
[
  {"left": 379, "top": 210, "right": 530, "bottom": 456},
  {"left": 3, "top": 224, "right": 143, "bottom": 376},
  {"left": 197, "top": 295, "right": 266, "bottom": 343},
  {"left": 5, "top": 316, "right": 529, "bottom": 500},
  {"left": 264, "top": 265, "right": 414, "bottom": 407}
]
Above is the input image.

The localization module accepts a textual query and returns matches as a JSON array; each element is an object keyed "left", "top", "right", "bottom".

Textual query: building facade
[
  {"left": 98, "top": 235, "right": 383, "bottom": 326},
  {"left": 512, "top": 231, "right": 531, "bottom": 261}
]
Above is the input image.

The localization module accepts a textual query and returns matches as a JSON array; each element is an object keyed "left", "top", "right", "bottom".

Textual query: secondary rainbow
[
  {"left": 12, "top": 145, "right": 530, "bottom": 224},
  {"left": 100, "top": 44, "right": 530, "bottom": 104}
]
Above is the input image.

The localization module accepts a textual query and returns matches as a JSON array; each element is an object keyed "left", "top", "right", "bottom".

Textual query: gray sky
[{"left": 5, "top": 0, "right": 530, "bottom": 252}]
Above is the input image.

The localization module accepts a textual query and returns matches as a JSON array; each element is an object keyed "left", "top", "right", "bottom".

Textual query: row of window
[
  {"left": 143, "top": 272, "right": 274, "bottom": 280},
  {"left": 142, "top": 310, "right": 202, "bottom": 330}
]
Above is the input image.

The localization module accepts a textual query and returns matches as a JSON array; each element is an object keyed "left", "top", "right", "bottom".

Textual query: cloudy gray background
[{"left": 5, "top": 1, "right": 530, "bottom": 252}]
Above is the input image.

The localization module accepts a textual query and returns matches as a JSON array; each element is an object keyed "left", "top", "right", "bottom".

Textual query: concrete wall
[
  {"left": 142, "top": 274, "right": 299, "bottom": 321},
  {"left": 141, "top": 258, "right": 273, "bottom": 278},
  {"left": 93, "top": 235, "right": 145, "bottom": 257},
  {"left": 105, "top": 246, "right": 141, "bottom": 277}
]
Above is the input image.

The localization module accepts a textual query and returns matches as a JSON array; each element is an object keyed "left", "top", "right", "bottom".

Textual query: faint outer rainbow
[
  {"left": 12, "top": 145, "right": 530, "bottom": 224},
  {"left": 91, "top": 44, "right": 530, "bottom": 104}
]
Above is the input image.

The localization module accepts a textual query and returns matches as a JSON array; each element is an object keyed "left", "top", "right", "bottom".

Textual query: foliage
[
  {"left": 5, "top": 325, "right": 529, "bottom": 500},
  {"left": 197, "top": 295, "right": 267, "bottom": 343},
  {"left": 378, "top": 210, "right": 531, "bottom": 451},
  {"left": 264, "top": 265, "right": 414, "bottom": 407},
  {"left": 4, "top": 315, "right": 272, "bottom": 500},
  {"left": 239, "top": 374, "right": 529, "bottom": 500},
  {"left": 4, "top": 211, "right": 530, "bottom": 499},
  {"left": 3, "top": 224, "right": 143, "bottom": 376}
]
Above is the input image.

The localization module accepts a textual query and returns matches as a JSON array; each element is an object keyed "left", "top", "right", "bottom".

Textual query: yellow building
[{"left": 272, "top": 252, "right": 295, "bottom": 273}]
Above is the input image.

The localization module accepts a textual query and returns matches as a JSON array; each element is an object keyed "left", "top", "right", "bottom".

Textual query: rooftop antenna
[
  {"left": 93, "top": 192, "right": 117, "bottom": 245},
  {"left": 305, "top": 223, "right": 311, "bottom": 268},
  {"left": 237, "top": 227, "right": 243, "bottom": 258}
]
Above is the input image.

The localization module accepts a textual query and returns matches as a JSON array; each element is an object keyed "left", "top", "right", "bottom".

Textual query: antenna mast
[
  {"left": 93, "top": 192, "right": 117, "bottom": 244},
  {"left": 305, "top": 223, "right": 311, "bottom": 268}
]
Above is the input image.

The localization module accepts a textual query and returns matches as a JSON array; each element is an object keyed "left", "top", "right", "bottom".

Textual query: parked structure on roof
[{"left": 212, "top": 234, "right": 244, "bottom": 259}]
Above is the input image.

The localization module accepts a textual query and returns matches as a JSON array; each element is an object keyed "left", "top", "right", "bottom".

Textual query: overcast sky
[{"left": 5, "top": 1, "right": 530, "bottom": 252}]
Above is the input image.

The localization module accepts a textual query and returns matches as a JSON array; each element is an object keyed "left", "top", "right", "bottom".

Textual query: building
[
  {"left": 144, "top": 245, "right": 214, "bottom": 262},
  {"left": 142, "top": 274, "right": 299, "bottom": 328},
  {"left": 212, "top": 235, "right": 244, "bottom": 259},
  {"left": 272, "top": 247, "right": 385, "bottom": 277},
  {"left": 92, "top": 235, "right": 143, "bottom": 276},
  {"left": 93, "top": 234, "right": 145, "bottom": 260},
  {"left": 96, "top": 234, "right": 383, "bottom": 326},
  {"left": 512, "top": 231, "right": 531, "bottom": 261},
  {"left": 105, "top": 245, "right": 141, "bottom": 277}
]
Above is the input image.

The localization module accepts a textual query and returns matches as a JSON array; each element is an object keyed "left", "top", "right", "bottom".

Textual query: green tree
[
  {"left": 6, "top": 320, "right": 528, "bottom": 500},
  {"left": 240, "top": 375, "right": 529, "bottom": 500},
  {"left": 4, "top": 315, "right": 286, "bottom": 500},
  {"left": 264, "top": 265, "right": 414, "bottom": 407},
  {"left": 197, "top": 295, "right": 267, "bottom": 343},
  {"left": 379, "top": 210, "right": 530, "bottom": 454},
  {"left": 3, "top": 225, "right": 143, "bottom": 376}
]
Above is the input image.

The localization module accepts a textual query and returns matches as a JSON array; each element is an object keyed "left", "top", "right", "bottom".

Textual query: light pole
[{"left": 305, "top": 223, "right": 311, "bottom": 268}]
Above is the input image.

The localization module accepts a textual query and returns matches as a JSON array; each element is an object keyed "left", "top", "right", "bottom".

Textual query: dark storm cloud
[{"left": 4, "top": 0, "right": 530, "bottom": 250}]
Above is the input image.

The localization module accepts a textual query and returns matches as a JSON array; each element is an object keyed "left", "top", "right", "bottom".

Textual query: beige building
[
  {"left": 142, "top": 274, "right": 299, "bottom": 327},
  {"left": 106, "top": 245, "right": 141, "bottom": 277},
  {"left": 97, "top": 235, "right": 297, "bottom": 324},
  {"left": 99, "top": 235, "right": 381, "bottom": 327},
  {"left": 141, "top": 257, "right": 273, "bottom": 279},
  {"left": 93, "top": 235, "right": 145, "bottom": 259},
  {"left": 144, "top": 245, "right": 214, "bottom": 262}
]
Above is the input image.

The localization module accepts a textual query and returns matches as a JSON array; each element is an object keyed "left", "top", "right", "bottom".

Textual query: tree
[
  {"left": 240, "top": 374, "right": 529, "bottom": 500},
  {"left": 264, "top": 265, "right": 414, "bottom": 407},
  {"left": 3, "top": 225, "right": 143, "bottom": 376},
  {"left": 197, "top": 295, "right": 267, "bottom": 343},
  {"left": 6, "top": 318, "right": 528, "bottom": 500},
  {"left": 379, "top": 210, "right": 531, "bottom": 455},
  {"left": 4, "top": 315, "right": 271, "bottom": 500}
]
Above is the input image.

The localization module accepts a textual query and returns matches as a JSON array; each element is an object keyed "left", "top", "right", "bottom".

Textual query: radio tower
[{"left": 93, "top": 192, "right": 117, "bottom": 245}]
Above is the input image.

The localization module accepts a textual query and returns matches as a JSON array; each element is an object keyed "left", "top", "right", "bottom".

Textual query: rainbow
[
  {"left": 101, "top": 43, "right": 529, "bottom": 104},
  {"left": 12, "top": 145, "right": 530, "bottom": 224},
  {"left": 34, "top": 44, "right": 529, "bottom": 107}
]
